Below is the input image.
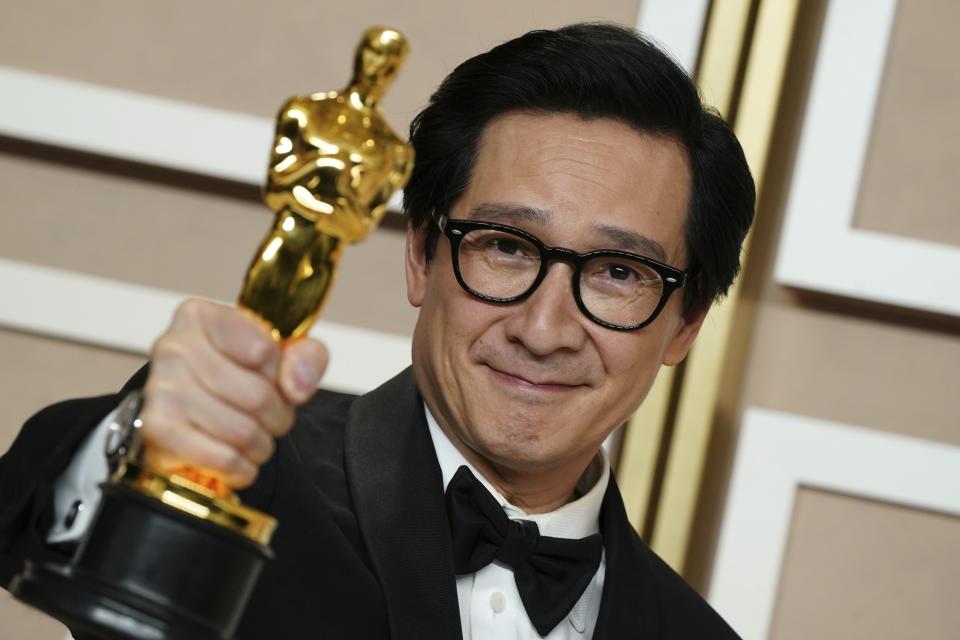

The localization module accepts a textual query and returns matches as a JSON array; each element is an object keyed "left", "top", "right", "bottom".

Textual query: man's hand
[{"left": 140, "top": 298, "right": 327, "bottom": 488}]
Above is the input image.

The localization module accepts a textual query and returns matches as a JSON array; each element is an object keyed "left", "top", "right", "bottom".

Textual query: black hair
[{"left": 402, "top": 22, "right": 755, "bottom": 318}]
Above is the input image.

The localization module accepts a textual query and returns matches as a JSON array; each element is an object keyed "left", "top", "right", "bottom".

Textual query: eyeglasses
[{"left": 434, "top": 215, "right": 687, "bottom": 330}]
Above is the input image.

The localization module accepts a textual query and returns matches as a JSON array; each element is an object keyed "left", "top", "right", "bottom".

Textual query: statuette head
[{"left": 353, "top": 27, "right": 410, "bottom": 96}]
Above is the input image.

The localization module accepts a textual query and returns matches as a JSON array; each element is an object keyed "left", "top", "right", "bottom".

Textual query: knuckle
[
  {"left": 248, "top": 335, "right": 278, "bottom": 367},
  {"left": 244, "top": 381, "right": 274, "bottom": 416},
  {"left": 233, "top": 421, "right": 262, "bottom": 453},
  {"left": 151, "top": 334, "right": 190, "bottom": 363},
  {"left": 218, "top": 448, "right": 248, "bottom": 477},
  {"left": 233, "top": 466, "right": 258, "bottom": 489},
  {"left": 177, "top": 298, "right": 207, "bottom": 324},
  {"left": 247, "top": 436, "right": 275, "bottom": 466},
  {"left": 150, "top": 334, "right": 176, "bottom": 359}
]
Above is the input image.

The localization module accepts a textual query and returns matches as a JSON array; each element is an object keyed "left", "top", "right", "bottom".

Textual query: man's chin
[
  {"left": 464, "top": 406, "right": 564, "bottom": 456},
  {"left": 468, "top": 433, "right": 553, "bottom": 472}
]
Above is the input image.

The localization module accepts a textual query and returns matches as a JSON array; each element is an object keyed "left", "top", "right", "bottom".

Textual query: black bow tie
[{"left": 445, "top": 465, "right": 603, "bottom": 636}]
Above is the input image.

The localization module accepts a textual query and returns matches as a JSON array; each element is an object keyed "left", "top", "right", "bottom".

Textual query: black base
[{"left": 11, "top": 482, "right": 272, "bottom": 640}]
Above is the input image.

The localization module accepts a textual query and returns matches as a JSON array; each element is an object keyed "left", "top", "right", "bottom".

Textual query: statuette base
[{"left": 12, "top": 483, "right": 271, "bottom": 640}]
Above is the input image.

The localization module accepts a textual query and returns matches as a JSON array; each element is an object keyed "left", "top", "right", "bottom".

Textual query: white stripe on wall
[
  {"left": 0, "top": 67, "right": 405, "bottom": 211},
  {"left": 0, "top": 258, "right": 411, "bottom": 395},
  {"left": 635, "top": 0, "right": 711, "bottom": 74}
]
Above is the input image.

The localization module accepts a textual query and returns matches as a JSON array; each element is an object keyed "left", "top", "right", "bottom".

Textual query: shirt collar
[{"left": 424, "top": 402, "right": 609, "bottom": 539}]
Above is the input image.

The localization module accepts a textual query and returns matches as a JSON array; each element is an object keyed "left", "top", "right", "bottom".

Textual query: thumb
[{"left": 279, "top": 337, "right": 328, "bottom": 404}]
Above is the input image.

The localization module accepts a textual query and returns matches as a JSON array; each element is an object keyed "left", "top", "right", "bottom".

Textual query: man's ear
[
  {"left": 663, "top": 308, "right": 707, "bottom": 366},
  {"left": 405, "top": 222, "right": 430, "bottom": 308}
]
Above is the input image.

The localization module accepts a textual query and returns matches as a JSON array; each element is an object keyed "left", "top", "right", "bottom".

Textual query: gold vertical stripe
[
  {"left": 697, "top": 0, "right": 756, "bottom": 114},
  {"left": 618, "top": 367, "right": 675, "bottom": 532},
  {"left": 617, "top": 0, "right": 754, "bottom": 535},
  {"left": 649, "top": 0, "right": 801, "bottom": 571}
]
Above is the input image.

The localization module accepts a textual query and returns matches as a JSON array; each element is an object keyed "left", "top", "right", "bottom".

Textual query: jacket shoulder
[
  {"left": 633, "top": 534, "right": 741, "bottom": 639},
  {"left": 288, "top": 387, "right": 357, "bottom": 456},
  {"left": 298, "top": 387, "right": 357, "bottom": 426}
]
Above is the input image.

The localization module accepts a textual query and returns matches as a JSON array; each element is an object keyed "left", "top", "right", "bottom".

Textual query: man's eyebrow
[
  {"left": 466, "top": 202, "right": 668, "bottom": 262},
  {"left": 467, "top": 203, "right": 548, "bottom": 226},
  {"left": 592, "top": 223, "right": 667, "bottom": 262}
]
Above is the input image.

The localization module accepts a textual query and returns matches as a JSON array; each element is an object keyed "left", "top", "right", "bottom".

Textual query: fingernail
[{"left": 293, "top": 360, "right": 318, "bottom": 392}]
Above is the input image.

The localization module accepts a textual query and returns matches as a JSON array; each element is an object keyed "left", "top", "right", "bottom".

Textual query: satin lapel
[
  {"left": 344, "top": 368, "right": 462, "bottom": 639},
  {"left": 593, "top": 475, "right": 660, "bottom": 639}
]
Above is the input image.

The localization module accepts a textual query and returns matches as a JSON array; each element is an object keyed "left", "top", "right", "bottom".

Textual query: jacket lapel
[
  {"left": 344, "top": 368, "right": 462, "bottom": 639},
  {"left": 593, "top": 475, "right": 660, "bottom": 639}
]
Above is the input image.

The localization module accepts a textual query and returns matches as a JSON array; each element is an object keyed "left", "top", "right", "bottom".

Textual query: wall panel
[
  {"left": 770, "top": 488, "right": 960, "bottom": 640},
  {"left": 853, "top": 0, "right": 960, "bottom": 246}
]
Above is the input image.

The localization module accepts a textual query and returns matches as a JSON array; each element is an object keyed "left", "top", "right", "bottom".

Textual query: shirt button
[{"left": 490, "top": 591, "right": 507, "bottom": 613}]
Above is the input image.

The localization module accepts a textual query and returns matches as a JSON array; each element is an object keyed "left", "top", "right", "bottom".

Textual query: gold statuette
[
  {"left": 240, "top": 26, "right": 414, "bottom": 340},
  {"left": 125, "top": 27, "right": 413, "bottom": 543}
]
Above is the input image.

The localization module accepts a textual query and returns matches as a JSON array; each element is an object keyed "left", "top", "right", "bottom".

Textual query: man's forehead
[
  {"left": 471, "top": 112, "right": 690, "bottom": 201},
  {"left": 461, "top": 112, "right": 691, "bottom": 264}
]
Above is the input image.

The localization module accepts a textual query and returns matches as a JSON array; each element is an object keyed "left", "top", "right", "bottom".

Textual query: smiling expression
[{"left": 406, "top": 111, "right": 704, "bottom": 483}]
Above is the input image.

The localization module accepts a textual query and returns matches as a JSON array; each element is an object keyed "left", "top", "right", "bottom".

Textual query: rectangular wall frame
[
  {"left": 709, "top": 407, "right": 960, "bottom": 639},
  {"left": 774, "top": 0, "right": 960, "bottom": 316}
]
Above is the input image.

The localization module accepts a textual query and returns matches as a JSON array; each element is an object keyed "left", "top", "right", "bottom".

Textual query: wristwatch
[{"left": 104, "top": 389, "right": 145, "bottom": 473}]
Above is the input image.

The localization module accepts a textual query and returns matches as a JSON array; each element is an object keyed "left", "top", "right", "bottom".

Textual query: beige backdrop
[
  {"left": 2, "top": 1, "right": 958, "bottom": 639},
  {"left": 689, "top": 0, "right": 960, "bottom": 638}
]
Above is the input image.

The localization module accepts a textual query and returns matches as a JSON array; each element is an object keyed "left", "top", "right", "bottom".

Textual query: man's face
[{"left": 406, "top": 112, "right": 703, "bottom": 478}]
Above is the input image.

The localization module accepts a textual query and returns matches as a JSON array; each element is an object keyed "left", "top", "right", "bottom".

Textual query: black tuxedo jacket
[{"left": 1, "top": 367, "right": 740, "bottom": 639}]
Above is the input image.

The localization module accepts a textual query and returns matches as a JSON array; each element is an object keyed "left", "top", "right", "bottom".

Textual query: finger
[
  {"left": 173, "top": 334, "right": 294, "bottom": 438},
  {"left": 172, "top": 299, "right": 280, "bottom": 375},
  {"left": 141, "top": 408, "right": 259, "bottom": 489},
  {"left": 181, "top": 384, "right": 275, "bottom": 466},
  {"left": 151, "top": 327, "right": 292, "bottom": 439},
  {"left": 146, "top": 445, "right": 258, "bottom": 491},
  {"left": 279, "top": 338, "right": 328, "bottom": 404}
]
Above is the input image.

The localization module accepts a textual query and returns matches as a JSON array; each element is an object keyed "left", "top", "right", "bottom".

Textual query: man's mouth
[{"left": 484, "top": 364, "right": 583, "bottom": 392}]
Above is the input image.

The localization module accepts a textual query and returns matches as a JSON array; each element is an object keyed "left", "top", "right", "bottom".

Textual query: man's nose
[{"left": 502, "top": 263, "right": 588, "bottom": 356}]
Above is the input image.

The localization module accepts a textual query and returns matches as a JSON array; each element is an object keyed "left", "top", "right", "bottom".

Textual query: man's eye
[
  {"left": 491, "top": 237, "right": 522, "bottom": 255},
  {"left": 606, "top": 264, "right": 635, "bottom": 281},
  {"left": 473, "top": 234, "right": 535, "bottom": 259},
  {"left": 593, "top": 263, "right": 639, "bottom": 282},
  {"left": 586, "top": 261, "right": 659, "bottom": 290}
]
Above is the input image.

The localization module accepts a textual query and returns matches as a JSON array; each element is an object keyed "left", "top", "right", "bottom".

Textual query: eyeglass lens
[{"left": 456, "top": 227, "right": 665, "bottom": 327}]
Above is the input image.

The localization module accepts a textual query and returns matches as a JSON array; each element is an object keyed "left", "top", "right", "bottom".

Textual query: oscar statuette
[{"left": 11, "top": 27, "right": 413, "bottom": 640}]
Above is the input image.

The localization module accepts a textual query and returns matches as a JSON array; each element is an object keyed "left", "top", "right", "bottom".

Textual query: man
[{"left": 1, "top": 23, "right": 754, "bottom": 639}]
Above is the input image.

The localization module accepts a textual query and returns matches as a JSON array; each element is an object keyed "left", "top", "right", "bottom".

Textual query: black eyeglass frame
[{"left": 435, "top": 214, "right": 688, "bottom": 331}]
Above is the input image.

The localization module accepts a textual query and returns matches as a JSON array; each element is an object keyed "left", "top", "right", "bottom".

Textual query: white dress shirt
[
  {"left": 48, "top": 407, "right": 113, "bottom": 543},
  {"left": 50, "top": 402, "right": 610, "bottom": 639},
  {"left": 425, "top": 406, "right": 609, "bottom": 640}
]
